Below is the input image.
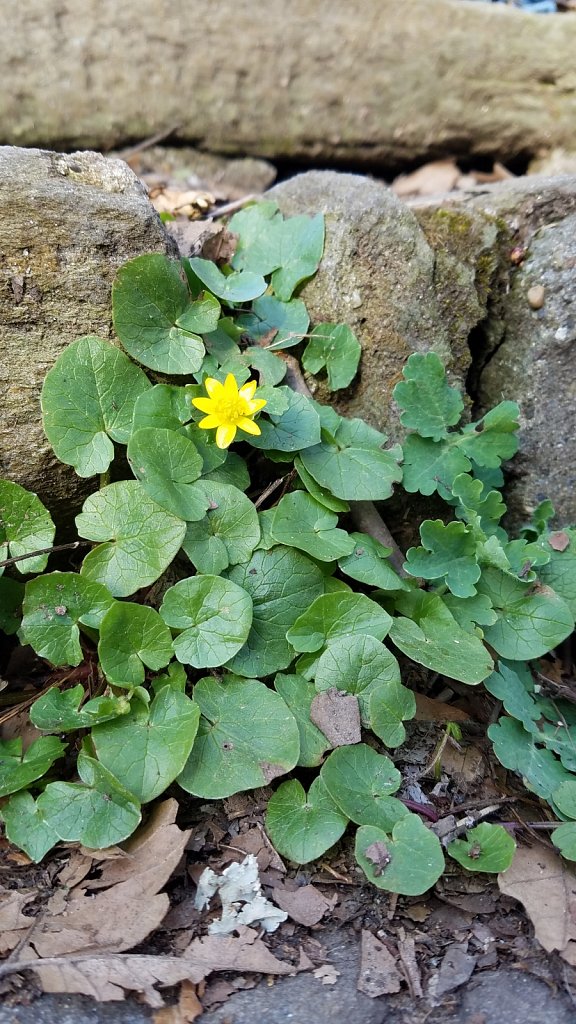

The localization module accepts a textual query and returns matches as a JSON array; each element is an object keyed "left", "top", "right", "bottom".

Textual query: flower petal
[
  {"left": 192, "top": 397, "right": 216, "bottom": 413},
  {"left": 216, "top": 423, "right": 237, "bottom": 449},
  {"left": 237, "top": 417, "right": 262, "bottom": 436},
  {"left": 223, "top": 374, "right": 240, "bottom": 397},
  {"left": 239, "top": 380, "right": 257, "bottom": 401},
  {"left": 245, "top": 398, "right": 267, "bottom": 414},
  {"left": 204, "top": 377, "right": 224, "bottom": 398},
  {"left": 198, "top": 414, "right": 222, "bottom": 429}
]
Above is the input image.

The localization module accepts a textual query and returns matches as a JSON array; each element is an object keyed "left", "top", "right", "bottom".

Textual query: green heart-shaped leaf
[
  {"left": 30, "top": 685, "right": 131, "bottom": 732},
  {"left": 127, "top": 427, "right": 208, "bottom": 521},
  {"left": 287, "top": 592, "right": 392, "bottom": 654},
  {"left": 478, "top": 568, "right": 574, "bottom": 660},
  {"left": 302, "top": 323, "right": 361, "bottom": 391},
  {"left": 98, "top": 602, "right": 174, "bottom": 685},
  {"left": 300, "top": 419, "right": 402, "bottom": 501},
  {"left": 21, "top": 571, "right": 115, "bottom": 666},
  {"left": 321, "top": 744, "right": 407, "bottom": 833},
  {"left": 0, "top": 791, "right": 60, "bottom": 862},
  {"left": 0, "top": 736, "right": 67, "bottom": 798},
  {"left": 238, "top": 295, "right": 310, "bottom": 350},
  {"left": 92, "top": 687, "right": 200, "bottom": 802},
  {"left": 447, "top": 823, "right": 515, "bottom": 873},
  {"left": 274, "top": 673, "right": 331, "bottom": 768},
  {"left": 355, "top": 818, "right": 445, "bottom": 895},
  {"left": 160, "top": 576, "right": 253, "bottom": 668},
  {"left": 0, "top": 480, "right": 55, "bottom": 575},
  {"left": 178, "top": 675, "right": 299, "bottom": 798},
  {"left": 76, "top": 481, "right": 186, "bottom": 597},
  {"left": 271, "top": 491, "right": 354, "bottom": 562},
  {"left": 224, "top": 546, "right": 325, "bottom": 677},
  {"left": 113, "top": 254, "right": 205, "bottom": 374},
  {"left": 187, "top": 258, "right": 267, "bottom": 303},
  {"left": 265, "top": 777, "right": 348, "bottom": 864},
  {"left": 41, "top": 336, "right": 152, "bottom": 477},
  {"left": 182, "top": 481, "right": 260, "bottom": 574}
]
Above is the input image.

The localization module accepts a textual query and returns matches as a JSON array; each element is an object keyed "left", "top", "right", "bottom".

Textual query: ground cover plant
[{"left": 1, "top": 200, "right": 575, "bottom": 896}]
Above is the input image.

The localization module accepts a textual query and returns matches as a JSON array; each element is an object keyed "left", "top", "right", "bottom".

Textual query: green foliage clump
[{"left": 0, "top": 201, "right": 574, "bottom": 895}]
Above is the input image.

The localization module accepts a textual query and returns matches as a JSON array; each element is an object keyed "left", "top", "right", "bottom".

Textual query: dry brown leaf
[
  {"left": 86, "top": 798, "right": 189, "bottom": 896},
  {"left": 180, "top": 927, "right": 299, "bottom": 977},
  {"left": 15, "top": 799, "right": 191, "bottom": 959},
  {"left": 0, "top": 888, "right": 36, "bottom": 954},
  {"left": 271, "top": 884, "right": 335, "bottom": 927},
  {"left": 548, "top": 531, "right": 570, "bottom": 552},
  {"left": 2, "top": 928, "right": 301, "bottom": 1006},
  {"left": 153, "top": 980, "right": 203, "bottom": 1023},
  {"left": 357, "top": 930, "right": 401, "bottom": 997},
  {"left": 228, "top": 823, "right": 286, "bottom": 873},
  {"left": 440, "top": 742, "right": 484, "bottom": 790},
  {"left": 310, "top": 689, "right": 361, "bottom": 747},
  {"left": 498, "top": 844, "right": 576, "bottom": 964},
  {"left": 413, "top": 694, "right": 471, "bottom": 723},
  {"left": 392, "top": 160, "right": 460, "bottom": 198}
]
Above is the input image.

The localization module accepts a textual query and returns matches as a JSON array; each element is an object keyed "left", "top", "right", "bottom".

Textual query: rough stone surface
[
  {"left": 268, "top": 171, "right": 496, "bottom": 439},
  {"left": 477, "top": 209, "right": 576, "bottom": 527},
  {"left": 2, "top": 1, "right": 576, "bottom": 166},
  {"left": 0, "top": 146, "right": 177, "bottom": 525}
]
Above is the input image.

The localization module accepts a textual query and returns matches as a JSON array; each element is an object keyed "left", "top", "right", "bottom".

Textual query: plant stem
[{"left": 0, "top": 541, "right": 91, "bottom": 570}]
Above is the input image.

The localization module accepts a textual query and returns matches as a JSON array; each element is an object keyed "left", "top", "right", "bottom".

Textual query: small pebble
[{"left": 527, "top": 284, "right": 545, "bottom": 309}]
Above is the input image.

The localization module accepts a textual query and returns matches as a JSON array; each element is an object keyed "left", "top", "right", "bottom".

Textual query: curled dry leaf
[{"left": 498, "top": 844, "right": 576, "bottom": 964}]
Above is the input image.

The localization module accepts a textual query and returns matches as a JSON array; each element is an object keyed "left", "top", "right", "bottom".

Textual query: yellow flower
[{"left": 192, "top": 373, "right": 267, "bottom": 449}]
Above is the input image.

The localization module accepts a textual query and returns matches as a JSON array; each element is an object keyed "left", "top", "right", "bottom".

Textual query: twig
[
  {"left": 349, "top": 502, "right": 407, "bottom": 576},
  {"left": 116, "top": 124, "right": 183, "bottom": 161},
  {"left": 254, "top": 474, "right": 291, "bottom": 510},
  {"left": 0, "top": 541, "right": 90, "bottom": 570},
  {"left": 210, "top": 194, "right": 258, "bottom": 220}
]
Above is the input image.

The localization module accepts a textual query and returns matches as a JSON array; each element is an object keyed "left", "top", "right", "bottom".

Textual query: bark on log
[{"left": 2, "top": 0, "right": 576, "bottom": 165}]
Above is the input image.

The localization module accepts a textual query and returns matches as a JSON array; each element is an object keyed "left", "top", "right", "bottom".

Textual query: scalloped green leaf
[
  {"left": 265, "top": 777, "right": 348, "bottom": 864},
  {"left": 178, "top": 675, "right": 299, "bottom": 798},
  {"left": 459, "top": 402, "right": 520, "bottom": 468},
  {"left": 36, "top": 752, "right": 141, "bottom": 848},
  {"left": 0, "top": 736, "right": 67, "bottom": 798},
  {"left": 270, "top": 491, "right": 354, "bottom": 562},
  {"left": 447, "top": 823, "right": 515, "bottom": 873},
  {"left": 389, "top": 591, "right": 493, "bottom": 684},
  {"left": 355, "top": 818, "right": 445, "bottom": 895},
  {"left": 30, "top": 684, "right": 131, "bottom": 732},
  {"left": 41, "top": 336, "right": 151, "bottom": 477},
  {"left": 237, "top": 295, "right": 310, "bottom": 350},
  {"left": 488, "top": 717, "right": 572, "bottom": 799},
  {"left": 401, "top": 435, "right": 471, "bottom": 496},
  {"left": 98, "top": 603, "right": 174, "bottom": 685},
  {"left": 0, "top": 791, "right": 60, "bottom": 862},
  {"left": 321, "top": 744, "right": 407, "bottom": 832},
  {"left": 187, "top": 257, "right": 267, "bottom": 303},
  {"left": 393, "top": 351, "right": 464, "bottom": 440},
  {"left": 20, "top": 572, "right": 115, "bottom": 666},
  {"left": 286, "top": 592, "right": 392, "bottom": 654},
  {"left": 92, "top": 687, "right": 200, "bottom": 803},
  {"left": 181, "top": 481, "right": 260, "bottom": 574},
  {"left": 160, "top": 575, "right": 252, "bottom": 668},
  {"left": 451, "top": 473, "right": 506, "bottom": 533},
  {"left": 478, "top": 568, "right": 574, "bottom": 660},
  {"left": 0, "top": 481, "right": 55, "bottom": 575},
  {"left": 127, "top": 427, "right": 208, "bottom": 521},
  {"left": 224, "top": 546, "right": 325, "bottom": 677},
  {"left": 273, "top": 673, "right": 331, "bottom": 768},
  {"left": 483, "top": 661, "right": 541, "bottom": 733},
  {"left": 302, "top": 323, "right": 361, "bottom": 390},
  {"left": 404, "top": 520, "right": 481, "bottom": 598},
  {"left": 300, "top": 419, "right": 402, "bottom": 501},
  {"left": 249, "top": 388, "right": 322, "bottom": 452},
  {"left": 76, "top": 481, "right": 186, "bottom": 597},
  {"left": 113, "top": 254, "right": 205, "bottom": 374}
]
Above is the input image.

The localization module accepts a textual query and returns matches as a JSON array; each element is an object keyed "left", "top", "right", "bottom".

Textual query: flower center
[{"left": 217, "top": 396, "right": 246, "bottom": 423}]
